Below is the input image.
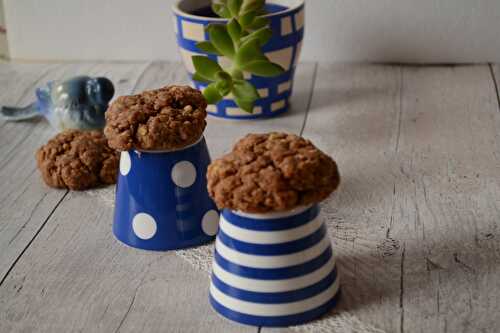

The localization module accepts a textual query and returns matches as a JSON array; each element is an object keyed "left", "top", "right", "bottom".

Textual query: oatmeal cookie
[
  {"left": 207, "top": 132, "right": 340, "bottom": 213},
  {"left": 36, "top": 130, "right": 119, "bottom": 190},
  {"left": 104, "top": 85, "right": 207, "bottom": 151}
]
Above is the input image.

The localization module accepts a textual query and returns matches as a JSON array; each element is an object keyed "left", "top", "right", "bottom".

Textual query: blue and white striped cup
[{"left": 209, "top": 205, "right": 340, "bottom": 327}]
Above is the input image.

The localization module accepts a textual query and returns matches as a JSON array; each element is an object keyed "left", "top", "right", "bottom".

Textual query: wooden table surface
[{"left": 0, "top": 61, "right": 499, "bottom": 333}]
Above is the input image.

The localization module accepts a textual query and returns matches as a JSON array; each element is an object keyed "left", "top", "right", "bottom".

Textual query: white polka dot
[
  {"left": 120, "top": 151, "right": 131, "bottom": 176},
  {"left": 171, "top": 161, "right": 197, "bottom": 188},
  {"left": 202, "top": 210, "right": 219, "bottom": 236},
  {"left": 132, "top": 213, "right": 157, "bottom": 240}
]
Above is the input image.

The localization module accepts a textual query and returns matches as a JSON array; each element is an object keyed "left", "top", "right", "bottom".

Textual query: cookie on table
[
  {"left": 207, "top": 132, "right": 340, "bottom": 213},
  {"left": 36, "top": 130, "right": 119, "bottom": 190},
  {"left": 104, "top": 85, "right": 207, "bottom": 151}
]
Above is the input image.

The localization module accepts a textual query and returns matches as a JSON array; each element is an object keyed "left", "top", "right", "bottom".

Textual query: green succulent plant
[{"left": 192, "top": 0, "right": 285, "bottom": 113}]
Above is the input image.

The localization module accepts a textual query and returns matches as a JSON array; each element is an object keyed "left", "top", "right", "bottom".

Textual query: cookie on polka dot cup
[
  {"left": 206, "top": 132, "right": 341, "bottom": 327},
  {"left": 104, "top": 85, "right": 219, "bottom": 251}
]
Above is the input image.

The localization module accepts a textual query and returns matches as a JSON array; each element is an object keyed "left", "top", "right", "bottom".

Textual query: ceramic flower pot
[
  {"left": 113, "top": 136, "right": 219, "bottom": 251},
  {"left": 209, "top": 204, "right": 340, "bottom": 327},
  {"left": 173, "top": 0, "right": 305, "bottom": 119}
]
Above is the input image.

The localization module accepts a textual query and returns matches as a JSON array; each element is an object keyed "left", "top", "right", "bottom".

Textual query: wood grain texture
[
  {"left": 0, "top": 61, "right": 316, "bottom": 333},
  {"left": 0, "top": 190, "right": 255, "bottom": 333},
  {"left": 2, "top": 62, "right": 499, "bottom": 333},
  {"left": 0, "top": 62, "right": 148, "bottom": 283},
  {"left": 395, "top": 66, "right": 500, "bottom": 333},
  {"left": 264, "top": 64, "right": 500, "bottom": 333}
]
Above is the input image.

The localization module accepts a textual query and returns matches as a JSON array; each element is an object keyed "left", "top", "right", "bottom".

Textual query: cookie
[
  {"left": 36, "top": 129, "right": 119, "bottom": 190},
  {"left": 207, "top": 132, "right": 340, "bottom": 213},
  {"left": 104, "top": 85, "right": 207, "bottom": 151}
]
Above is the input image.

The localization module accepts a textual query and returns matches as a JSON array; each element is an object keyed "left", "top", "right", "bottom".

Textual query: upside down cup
[
  {"left": 105, "top": 86, "right": 219, "bottom": 251},
  {"left": 113, "top": 136, "right": 219, "bottom": 250},
  {"left": 206, "top": 133, "right": 341, "bottom": 326},
  {"left": 210, "top": 205, "right": 340, "bottom": 326}
]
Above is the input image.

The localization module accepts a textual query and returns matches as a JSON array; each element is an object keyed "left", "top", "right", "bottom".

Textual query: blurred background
[{"left": 1, "top": 0, "right": 500, "bottom": 63}]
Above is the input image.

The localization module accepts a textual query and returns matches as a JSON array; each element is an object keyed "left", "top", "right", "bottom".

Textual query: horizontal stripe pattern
[
  {"left": 209, "top": 204, "right": 340, "bottom": 326},
  {"left": 210, "top": 290, "right": 340, "bottom": 327},
  {"left": 214, "top": 246, "right": 333, "bottom": 280},
  {"left": 210, "top": 278, "right": 340, "bottom": 317},
  {"left": 217, "top": 224, "right": 327, "bottom": 255},
  {"left": 211, "top": 267, "right": 338, "bottom": 304},
  {"left": 219, "top": 212, "right": 323, "bottom": 244},
  {"left": 222, "top": 205, "right": 319, "bottom": 230},
  {"left": 215, "top": 234, "right": 331, "bottom": 269}
]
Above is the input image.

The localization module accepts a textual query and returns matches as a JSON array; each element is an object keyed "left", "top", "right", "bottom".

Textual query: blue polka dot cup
[
  {"left": 172, "top": 0, "right": 305, "bottom": 119},
  {"left": 209, "top": 205, "right": 340, "bottom": 327},
  {"left": 113, "top": 136, "right": 219, "bottom": 251}
]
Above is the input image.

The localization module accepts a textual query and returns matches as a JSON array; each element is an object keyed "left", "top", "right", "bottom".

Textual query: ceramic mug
[
  {"left": 209, "top": 204, "right": 340, "bottom": 326},
  {"left": 113, "top": 136, "right": 219, "bottom": 251},
  {"left": 172, "top": 0, "right": 305, "bottom": 119}
]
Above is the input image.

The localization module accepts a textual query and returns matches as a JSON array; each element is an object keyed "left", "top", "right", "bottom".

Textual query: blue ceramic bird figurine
[{"left": 0, "top": 76, "right": 114, "bottom": 131}]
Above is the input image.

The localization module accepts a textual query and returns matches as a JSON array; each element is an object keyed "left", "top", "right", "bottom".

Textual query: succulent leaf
[
  {"left": 192, "top": 56, "right": 223, "bottom": 81},
  {"left": 233, "top": 96, "right": 255, "bottom": 113},
  {"left": 192, "top": 72, "right": 212, "bottom": 83},
  {"left": 241, "top": 0, "right": 265, "bottom": 13},
  {"left": 212, "top": 3, "right": 232, "bottom": 18},
  {"left": 233, "top": 79, "right": 260, "bottom": 101},
  {"left": 196, "top": 41, "right": 222, "bottom": 55},
  {"left": 203, "top": 83, "right": 224, "bottom": 104},
  {"left": 227, "top": 0, "right": 243, "bottom": 16},
  {"left": 239, "top": 11, "right": 257, "bottom": 28},
  {"left": 240, "top": 27, "right": 272, "bottom": 46},
  {"left": 241, "top": 60, "right": 285, "bottom": 77},
  {"left": 207, "top": 24, "right": 235, "bottom": 58},
  {"left": 235, "top": 38, "right": 266, "bottom": 66},
  {"left": 248, "top": 16, "right": 269, "bottom": 30},
  {"left": 227, "top": 19, "right": 242, "bottom": 45}
]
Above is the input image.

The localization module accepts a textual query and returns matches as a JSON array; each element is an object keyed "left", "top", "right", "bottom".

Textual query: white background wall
[{"left": 4, "top": 0, "right": 500, "bottom": 63}]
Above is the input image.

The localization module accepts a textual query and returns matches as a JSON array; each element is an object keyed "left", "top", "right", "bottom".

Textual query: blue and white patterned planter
[
  {"left": 172, "top": 0, "right": 305, "bottom": 119},
  {"left": 113, "top": 136, "right": 219, "bottom": 251},
  {"left": 209, "top": 205, "right": 340, "bottom": 327}
]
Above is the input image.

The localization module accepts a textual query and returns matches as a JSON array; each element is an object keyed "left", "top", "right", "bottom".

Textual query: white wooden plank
[
  {"left": 264, "top": 64, "right": 500, "bottom": 333},
  {"left": 0, "top": 190, "right": 255, "bottom": 333},
  {"left": 393, "top": 66, "right": 500, "bottom": 333},
  {"left": 0, "top": 62, "right": 148, "bottom": 283}
]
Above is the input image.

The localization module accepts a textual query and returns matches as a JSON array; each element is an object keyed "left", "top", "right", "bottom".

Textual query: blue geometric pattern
[
  {"left": 173, "top": 1, "right": 305, "bottom": 119},
  {"left": 209, "top": 205, "right": 340, "bottom": 327}
]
